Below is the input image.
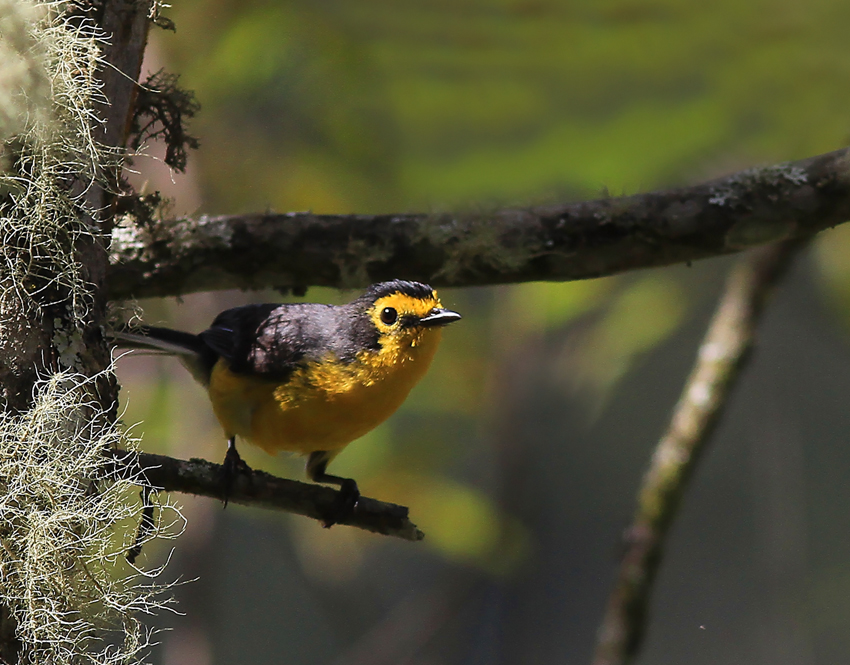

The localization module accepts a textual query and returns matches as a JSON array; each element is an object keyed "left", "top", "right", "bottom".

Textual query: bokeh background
[{"left": 116, "top": 1, "right": 850, "bottom": 663}]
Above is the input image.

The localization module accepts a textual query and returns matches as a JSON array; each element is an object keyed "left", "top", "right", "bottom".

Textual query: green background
[{"left": 117, "top": 1, "right": 850, "bottom": 663}]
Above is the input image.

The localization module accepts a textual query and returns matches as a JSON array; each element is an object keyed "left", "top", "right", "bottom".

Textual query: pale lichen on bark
[{"left": 0, "top": 1, "right": 182, "bottom": 662}]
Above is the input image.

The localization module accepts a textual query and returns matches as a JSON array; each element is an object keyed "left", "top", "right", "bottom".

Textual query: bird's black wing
[
  {"left": 199, "top": 303, "right": 279, "bottom": 368},
  {"left": 199, "top": 303, "right": 330, "bottom": 380}
]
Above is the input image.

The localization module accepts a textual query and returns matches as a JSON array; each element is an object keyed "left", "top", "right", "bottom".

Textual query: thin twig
[
  {"left": 126, "top": 485, "right": 155, "bottom": 564},
  {"left": 108, "top": 148, "right": 850, "bottom": 299},
  {"left": 591, "top": 239, "right": 805, "bottom": 665},
  {"left": 107, "top": 449, "right": 425, "bottom": 542}
]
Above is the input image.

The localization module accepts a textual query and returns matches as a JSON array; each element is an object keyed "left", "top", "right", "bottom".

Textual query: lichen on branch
[
  {"left": 0, "top": 0, "right": 105, "bottom": 331},
  {"left": 0, "top": 370, "right": 182, "bottom": 664}
]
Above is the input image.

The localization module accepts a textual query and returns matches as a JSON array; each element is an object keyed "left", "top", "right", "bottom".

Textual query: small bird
[{"left": 115, "top": 280, "right": 461, "bottom": 522}]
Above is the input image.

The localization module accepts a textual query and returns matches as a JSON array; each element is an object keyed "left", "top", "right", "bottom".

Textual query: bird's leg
[
  {"left": 307, "top": 450, "right": 360, "bottom": 527},
  {"left": 221, "top": 436, "right": 251, "bottom": 507}
]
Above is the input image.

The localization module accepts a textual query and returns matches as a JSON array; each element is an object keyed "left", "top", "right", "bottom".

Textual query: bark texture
[
  {"left": 109, "top": 147, "right": 850, "bottom": 299},
  {"left": 111, "top": 450, "right": 424, "bottom": 541}
]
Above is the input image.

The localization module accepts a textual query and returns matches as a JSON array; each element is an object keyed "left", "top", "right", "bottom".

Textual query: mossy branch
[
  {"left": 108, "top": 147, "right": 850, "bottom": 299},
  {"left": 591, "top": 239, "right": 805, "bottom": 665},
  {"left": 108, "top": 450, "right": 425, "bottom": 542}
]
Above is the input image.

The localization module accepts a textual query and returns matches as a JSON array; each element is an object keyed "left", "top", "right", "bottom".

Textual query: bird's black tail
[
  {"left": 112, "top": 326, "right": 220, "bottom": 386},
  {"left": 112, "top": 326, "right": 206, "bottom": 357}
]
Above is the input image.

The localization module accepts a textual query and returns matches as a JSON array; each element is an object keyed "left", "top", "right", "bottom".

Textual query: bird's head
[{"left": 358, "top": 280, "right": 461, "bottom": 351}]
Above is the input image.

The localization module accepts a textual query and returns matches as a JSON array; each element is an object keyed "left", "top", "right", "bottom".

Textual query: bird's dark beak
[{"left": 419, "top": 308, "right": 462, "bottom": 328}]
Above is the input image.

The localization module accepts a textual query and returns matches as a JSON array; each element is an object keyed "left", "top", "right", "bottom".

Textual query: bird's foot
[
  {"left": 221, "top": 442, "right": 251, "bottom": 508},
  {"left": 322, "top": 478, "right": 360, "bottom": 528}
]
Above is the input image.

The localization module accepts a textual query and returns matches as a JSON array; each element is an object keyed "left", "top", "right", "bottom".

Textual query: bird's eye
[{"left": 380, "top": 307, "right": 398, "bottom": 325}]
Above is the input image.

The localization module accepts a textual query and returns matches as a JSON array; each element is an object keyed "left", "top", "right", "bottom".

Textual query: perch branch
[
  {"left": 108, "top": 147, "right": 850, "bottom": 299},
  {"left": 591, "top": 238, "right": 804, "bottom": 665},
  {"left": 109, "top": 450, "right": 424, "bottom": 542}
]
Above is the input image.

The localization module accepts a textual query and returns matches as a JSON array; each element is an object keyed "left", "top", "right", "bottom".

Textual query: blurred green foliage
[{"left": 162, "top": 0, "right": 850, "bottom": 214}]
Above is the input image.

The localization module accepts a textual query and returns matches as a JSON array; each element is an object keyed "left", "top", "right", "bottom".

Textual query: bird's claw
[
  {"left": 221, "top": 444, "right": 251, "bottom": 507},
  {"left": 322, "top": 478, "right": 360, "bottom": 527}
]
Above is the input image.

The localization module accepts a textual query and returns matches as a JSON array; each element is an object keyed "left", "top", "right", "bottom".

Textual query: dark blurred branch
[
  {"left": 591, "top": 239, "right": 805, "bottom": 665},
  {"left": 109, "top": 450, "right": 425, "bottom": 542},
  {"left": 108, "top": 148, "right": 850, "bottom": 299}
]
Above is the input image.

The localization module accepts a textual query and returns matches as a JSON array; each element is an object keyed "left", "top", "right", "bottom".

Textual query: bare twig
[
  {"left": 108, "top": 450, "right": 425, "bottom": 542},
  {"left": 591, "top": 239, "right": 805, "bottom": 665},
  {"left": 108, "top": 148, "right": 850, "bottom": 299}
]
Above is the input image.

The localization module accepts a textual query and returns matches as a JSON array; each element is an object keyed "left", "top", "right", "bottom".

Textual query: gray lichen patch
[
  {"left": 185, "top": 214, "right": 235, "bottom": 249},
  {"left": 52, "top": 317, "right": 87, "bottom": 370},
  {"left": 109, "top": 216, "right": 150, "bottom": 262},
  {"left": 709, "top": 163, "right": 809, "bottom": 208}
]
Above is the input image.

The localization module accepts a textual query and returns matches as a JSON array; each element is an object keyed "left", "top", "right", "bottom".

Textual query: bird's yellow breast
[{"left": 207, "top": 328, "right": 442, "bottom": 456}]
